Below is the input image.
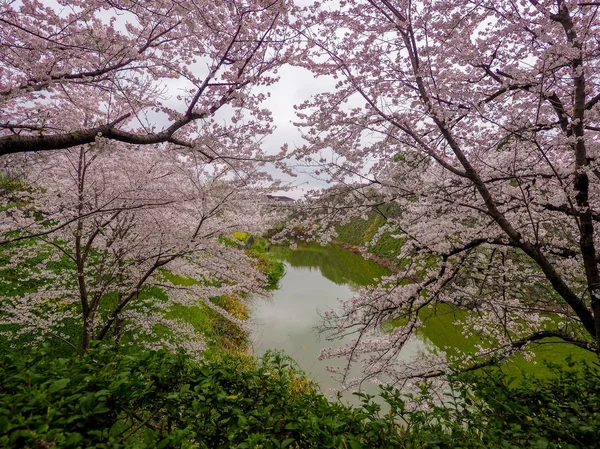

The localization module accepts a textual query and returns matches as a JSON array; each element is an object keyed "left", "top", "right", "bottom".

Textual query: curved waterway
[{"left": 249, "top": 243, "right": 431, "bottom": 402}]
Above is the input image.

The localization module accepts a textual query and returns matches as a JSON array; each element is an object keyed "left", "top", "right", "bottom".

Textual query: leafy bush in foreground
[
  {"left": 451, "top": 361, "right": 600, "bottom": 448},
  {"left": 0, "top": 347, "right": 402, "bottom": 448},
  {"left": 397, "top": 359, "right": 600, "bottom": 449},
  {"left": 1, "top": 346, "right": 599, "bottom": 448}
]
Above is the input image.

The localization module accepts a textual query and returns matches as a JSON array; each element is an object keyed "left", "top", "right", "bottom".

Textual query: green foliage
[
  {"left": 404, "top": 360, "right": 600, "bottom": 449},
  {"left": 464, "top": 360, "right": 600, "bottom": 448},
  {"left": 1, "top": 346, "right": 599, "bottom": 449},
  {"left": 0, "top": 346, "right": 405, "bottom": 449}
]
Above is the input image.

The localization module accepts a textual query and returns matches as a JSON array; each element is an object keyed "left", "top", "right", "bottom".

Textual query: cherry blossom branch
[
  {"left": 0, "top": 0, "right": 290, "bottom": 159},
  {"left": 0, "top": 200, "right": 177, "bottom": 246}
]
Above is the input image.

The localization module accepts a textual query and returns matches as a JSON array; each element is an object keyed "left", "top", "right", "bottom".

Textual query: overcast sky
[{"left": 258, "top": 65, "right": 339, "bottom": 199}]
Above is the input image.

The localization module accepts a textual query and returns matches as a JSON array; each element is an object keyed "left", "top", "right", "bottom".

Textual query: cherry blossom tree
[
  {"left": 0, "top": 0, "right": 296, "bottom": 354},
  {"left": 0, "top": 142, "right": 279, "bottom": 354},
  {"left": 0, "top": 0, "right": 292, "bottom": 165},
  {"left": 290, "top": 0, "right": 600, "bottom": 388}
]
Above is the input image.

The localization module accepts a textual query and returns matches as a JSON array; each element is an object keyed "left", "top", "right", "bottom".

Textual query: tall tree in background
[
  {"left": 292, "top": 0, "right": 600, "bottom": 388},
  {"left": 0, "top": 142, "right": 278, "bottom": 354}
]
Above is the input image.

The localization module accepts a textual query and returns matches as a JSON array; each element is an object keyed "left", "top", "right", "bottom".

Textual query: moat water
[{"left": 249, "top": 243, "right": 430, "bottom": 403}]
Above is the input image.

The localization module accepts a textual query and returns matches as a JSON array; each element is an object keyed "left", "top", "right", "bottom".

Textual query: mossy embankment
[
  {"left": 125, "top": 233, "right": 285, "bottom": 357},
  {"left": 199, "top": 233, "right": 285, "bottom": 355},
  {"left": 334, "top": 209, "right": 404, "bottom": 269}
]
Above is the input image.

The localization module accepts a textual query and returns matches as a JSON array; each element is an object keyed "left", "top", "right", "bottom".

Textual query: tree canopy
[
  {"left": 286, "top": 0, "right": 600, "bottom": 387},
  {"left": 0, "top": 0, "right": 295, "bottom": 354},
  {"left": 0, "top": 0, "right": 293, "bottom": 165},
  {"left": 2, "top": 0, "right": 600, "bottom": 389}
]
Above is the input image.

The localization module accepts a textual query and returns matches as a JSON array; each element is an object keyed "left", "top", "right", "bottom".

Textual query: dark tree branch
[
  {"left": 586, "top": 92, "right": 600, "bottom": 110},
  {"left": 541, "top": 202, "right": 600, "bottom": 221}
]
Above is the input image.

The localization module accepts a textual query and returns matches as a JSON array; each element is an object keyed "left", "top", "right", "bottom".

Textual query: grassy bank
[
  {"left": 335, "top": 210, "right": 404, "bottom": 265},
  {"left": 193, "top": 233, "right": 285, "bottom": 355},
  {"left": 0, "top": 233, "right": 285, "bottom": 358},
  {"left": 417, "top": 303, "right": 596, "bottom": 378}
]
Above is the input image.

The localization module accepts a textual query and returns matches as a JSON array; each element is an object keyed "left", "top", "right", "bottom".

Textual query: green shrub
[
  {"left": 0, "top": 347, "right": 403, "bottom": 448},
  {"left": 1, "top": 346, "right": 598, "bottom": 449},
  {"left": 457, "top": 361, "right": 600, "bottom": 448},
  {"left": 396, "top": 360, "right": 600, "bottom": 448}
]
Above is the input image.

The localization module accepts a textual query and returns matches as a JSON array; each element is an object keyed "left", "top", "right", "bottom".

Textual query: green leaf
[
  {"left": 0, "top": 416, "right": 8, "bottom": 434},
  {"left": 65, "top": 433, "right": 83, "bottom": 446},
  {"left": 281, "top": 438, "right": 295, "bottom": 448},
  {"left": 109, "top": 419, "right": 126, "bottom": 438},
  {"left": 47, "top": 378, "right": 70, "bottom": 394},
  {"left": 349, "top": 440, "right": 363, "bottom": 449},
  {"left": 536, "top": 439, "right": 549, "bottom": 449},
  {"left": 79, "top": 393, "right": 95, "bottom": 413}
]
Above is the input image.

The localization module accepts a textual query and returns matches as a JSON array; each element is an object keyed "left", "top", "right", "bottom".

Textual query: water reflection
[
  {"left": 250, "top": 243, "right": 430, "bottom": 404},
  {"left": 269, "top": 243, "right": 390, "bottom": 289}
]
